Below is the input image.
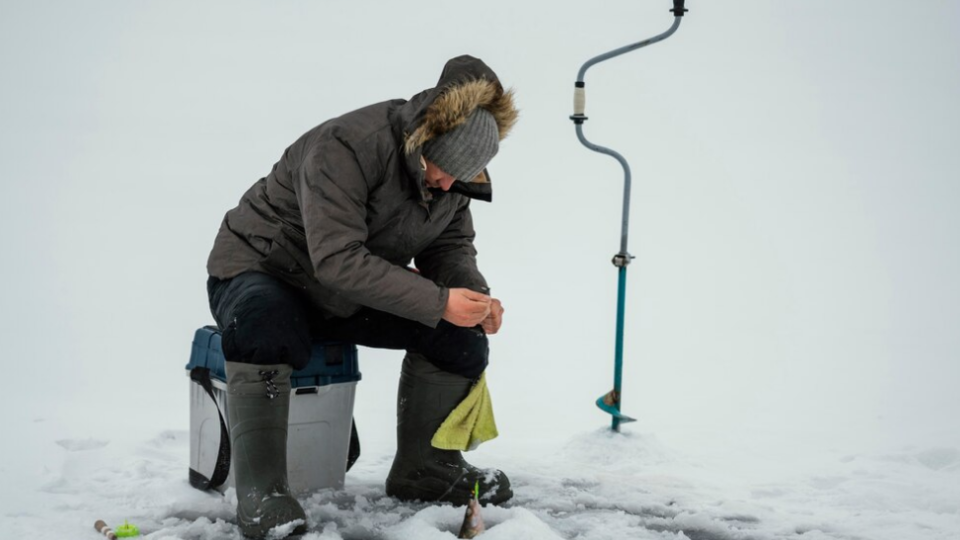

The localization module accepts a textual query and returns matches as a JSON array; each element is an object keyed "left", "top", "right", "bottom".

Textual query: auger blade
[{"left": 595, "top": 390, "right": 636, "bottom": 424}]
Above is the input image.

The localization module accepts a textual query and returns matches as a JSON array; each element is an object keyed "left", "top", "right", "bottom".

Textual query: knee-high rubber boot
[
  {"left": 225, "top": 361, "right": 308, "bottom": 539},
  {"left": 385, "top": 353, "right": 513, "bottom": 505}
]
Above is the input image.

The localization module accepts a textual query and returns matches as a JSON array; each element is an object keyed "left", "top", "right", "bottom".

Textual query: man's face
[{"left": 423, "top": 158, "right": 456, "bottom": 191}]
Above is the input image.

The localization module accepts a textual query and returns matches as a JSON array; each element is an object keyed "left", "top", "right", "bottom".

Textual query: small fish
[{"left": 458, "top": 481, "right": 486, "bottom": 539}]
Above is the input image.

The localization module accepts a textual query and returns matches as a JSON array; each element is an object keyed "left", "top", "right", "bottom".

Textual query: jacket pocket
[
  {"left": 261, "top": 224, "right": 311, "bottom": 276},
  {"left": 261, "top": 224, "right": 361, "bottom": 319}
]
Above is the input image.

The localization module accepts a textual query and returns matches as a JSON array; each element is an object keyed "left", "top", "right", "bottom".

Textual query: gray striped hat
[{"left": 422, "top": 108, "right": 499, "bottom": 183}]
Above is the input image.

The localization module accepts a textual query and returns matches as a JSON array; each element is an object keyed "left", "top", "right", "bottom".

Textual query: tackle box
[{"left": 186, "top": 326, "right": 360, "bottom": 495}]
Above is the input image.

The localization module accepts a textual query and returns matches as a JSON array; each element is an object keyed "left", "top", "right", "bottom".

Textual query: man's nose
[{"left": 440, "top": 176, "right": 455, "bottom": 191}]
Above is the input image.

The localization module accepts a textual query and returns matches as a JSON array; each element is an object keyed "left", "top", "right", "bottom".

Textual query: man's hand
[
  {"left": 480, "top": 298, "right": 504, "bottom": 335},
  {"left": 443, "top": 288, "right": 491, "bottom": 327}
]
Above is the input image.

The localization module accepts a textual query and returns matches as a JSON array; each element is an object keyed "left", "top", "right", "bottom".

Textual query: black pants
[{"left": 207, "top": 271, "right": 489, "bottom": 379}]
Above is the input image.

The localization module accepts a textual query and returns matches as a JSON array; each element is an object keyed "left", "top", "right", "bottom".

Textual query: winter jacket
[{"left": 206, "top": 55, "right": 518, "bottom": 328}]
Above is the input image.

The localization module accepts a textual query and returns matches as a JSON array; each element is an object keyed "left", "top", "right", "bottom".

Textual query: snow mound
[{"left": 55, "top": 438, "right": 109, "bottom": 452}]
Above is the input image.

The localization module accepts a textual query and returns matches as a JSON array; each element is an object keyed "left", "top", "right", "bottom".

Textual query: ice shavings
[
  {"left": 4, "top": 425, "right": 960, "bottom": 539},
  {"left": 267, "top": 518, "right": 305, "bottom": 540}
]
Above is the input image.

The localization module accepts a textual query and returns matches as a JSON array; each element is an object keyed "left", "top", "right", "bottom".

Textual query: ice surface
[
  {"left": 2, "top": 1, "right": 960, "bottom": 539},
  {"left": 3, "top": 423, "right": 958, "bottom": 540}
]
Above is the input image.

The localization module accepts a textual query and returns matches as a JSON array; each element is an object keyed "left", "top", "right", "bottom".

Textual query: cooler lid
[{"left": 186, "top": 326, "right": 361, "bottom": 388}]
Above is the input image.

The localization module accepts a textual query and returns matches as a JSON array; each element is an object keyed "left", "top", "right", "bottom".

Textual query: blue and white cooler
[{"left": 186, "top": 326, "right": 361, "bottom": 495}]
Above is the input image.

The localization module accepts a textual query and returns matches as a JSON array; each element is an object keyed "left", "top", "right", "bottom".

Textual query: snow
[
  {"left": 3, "top": 417, "right": 958, "bottom": 539},
  {"left": 266, "top": 520, "right": 305, "bottom": 540},
  {"left": 56, "top": 438, "right": 110, "bottom": 452},
  {"left": 2, "top": 0, "right": 960, "bottom": 539}
]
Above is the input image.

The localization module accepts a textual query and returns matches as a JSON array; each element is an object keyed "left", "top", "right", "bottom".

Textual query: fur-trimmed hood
[
  {"left": 390, "top": 55, "right": 518, "bottom": 201},
  {"left": 403, "top": 78, "right": 518, "bottom": 159}
]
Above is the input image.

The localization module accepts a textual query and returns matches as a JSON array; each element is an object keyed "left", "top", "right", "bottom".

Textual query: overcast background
[{"left": 2, "top": 0, "right": 958, "bottom": 503}]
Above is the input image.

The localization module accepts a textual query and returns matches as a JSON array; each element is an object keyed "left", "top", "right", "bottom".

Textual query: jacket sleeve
[
  {"left": 414, "top": 196, "right": 490, "bottom": 294},
  {"left": 295, "top": 136, "right": 449, "bottom": 327}
]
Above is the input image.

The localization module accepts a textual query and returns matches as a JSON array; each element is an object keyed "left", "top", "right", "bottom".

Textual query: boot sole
[{"left": 386, "top": 478, "right": 514, "bottom": 506}]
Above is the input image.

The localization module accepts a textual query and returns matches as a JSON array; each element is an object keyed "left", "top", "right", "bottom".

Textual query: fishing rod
[{"left": 570, "top": 0, "right": 688, "bottom": 432}]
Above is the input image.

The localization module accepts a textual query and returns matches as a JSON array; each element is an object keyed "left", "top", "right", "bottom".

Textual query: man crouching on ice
[{"left": 205, "top": 55, "right": 518, "bottom": 538}]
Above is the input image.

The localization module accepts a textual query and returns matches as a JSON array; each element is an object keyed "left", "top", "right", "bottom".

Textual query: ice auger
[{"left": 570, "top": 0, "right": 689, "bottom": 432}]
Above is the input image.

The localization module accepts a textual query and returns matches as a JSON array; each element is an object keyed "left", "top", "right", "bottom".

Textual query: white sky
[{"left": 1, "top": 0, "right": 958, "bottom": 458}]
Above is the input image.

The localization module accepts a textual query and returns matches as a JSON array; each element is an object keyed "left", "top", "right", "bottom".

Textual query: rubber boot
[
  {"left": 225, "top": 361, "right": 308, "bottom": 539},
  {"left": 385, "top": 353, "right": 513, "bottom": 505}
]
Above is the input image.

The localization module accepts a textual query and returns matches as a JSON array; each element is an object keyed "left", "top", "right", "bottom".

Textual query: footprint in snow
[{"left": 915, "top": 447, "right": 960, "bottom": 471}]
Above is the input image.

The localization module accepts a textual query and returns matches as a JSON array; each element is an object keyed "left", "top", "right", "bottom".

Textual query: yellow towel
[{"left": 431, "top": 372, "right": 498, "bottom": 451}]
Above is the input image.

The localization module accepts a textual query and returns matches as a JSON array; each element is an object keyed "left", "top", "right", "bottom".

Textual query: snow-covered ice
[
  {"left": 4, "top": 417, "right": 958, "bottom": 540},
  {"left": 3, "top": 1, "right": 959, "bottom": 539}
]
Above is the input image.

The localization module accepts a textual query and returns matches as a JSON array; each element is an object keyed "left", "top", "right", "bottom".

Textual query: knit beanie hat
[{"left": 422, "top": 108, "right": 499, "bottom": 183}]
